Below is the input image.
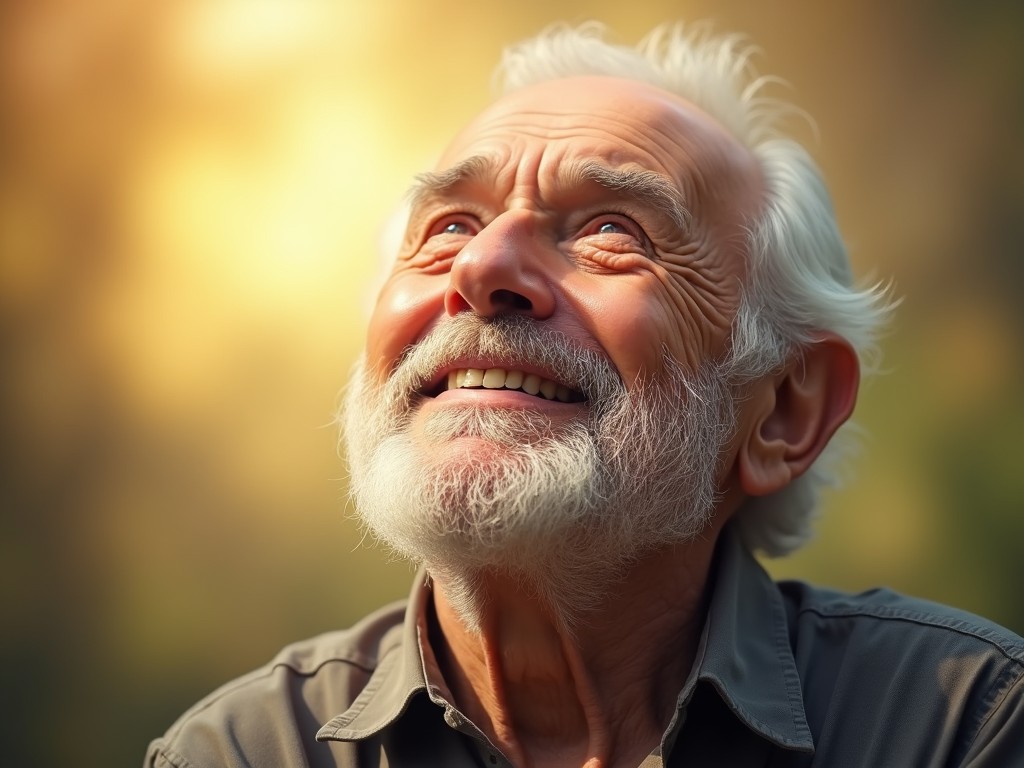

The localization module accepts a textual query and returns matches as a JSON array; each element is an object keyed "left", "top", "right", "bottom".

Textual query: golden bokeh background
[{"left": 2, "top": 1, "right": 1021, "bottom": 765}]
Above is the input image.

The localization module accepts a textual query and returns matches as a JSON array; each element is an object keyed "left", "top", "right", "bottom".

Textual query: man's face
[
  {"left": 346, "top": 76, "right": 762, "bottom": 600},
  {"left": 366, "top": 74, "right": 760, "bottom": 419}
]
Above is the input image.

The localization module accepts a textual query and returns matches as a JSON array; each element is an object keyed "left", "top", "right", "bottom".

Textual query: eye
[
  {"left": 574, "top": 214, "right": 655, "bottom": 261},
  {"left": 428, "top": 215, "right": 479, "bottom": 238},
  {"left": 583, "top": 215, "right": 645, "bottom": 241}
]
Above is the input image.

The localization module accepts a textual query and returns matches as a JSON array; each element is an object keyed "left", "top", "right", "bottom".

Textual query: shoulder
[
  {"left": 145, "top": 600, "right": 408, "bottom": 768},
  {"left": 262, "top": 598, "right": 409, "bottom": 683},
  {"left": 779, "top": 581, "right": 1024, "bottom": 765},
  {"left": 779, "top": 580, "right": 1024, "bottom": 663}
]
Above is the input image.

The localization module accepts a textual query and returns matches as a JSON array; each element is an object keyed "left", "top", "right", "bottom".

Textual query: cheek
[
  {"left": 566, "top": 272, "right": 729, "bottom": 383},
  {"left": 608, "top": 302, "right": 691, "bottom": 382},
  {"left": 564, "top": 274, "right": 687, "bottom": 384},
  {"left": 365, "top": 272, "right": 447, "bottom": 378}
]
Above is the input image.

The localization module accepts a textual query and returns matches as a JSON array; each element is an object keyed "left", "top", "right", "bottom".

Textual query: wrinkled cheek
[
  {"left": 604, "top": 302, "right": 682, "bottom": 384},
  {"left": 562, "top": 272, "right": 694, "bottom": 385},
  {"left": 365, "top": 276, "right": 447, "bottom": 380},
  {"left": 621, "top": 298, "right": 717, "bottom": 380}
]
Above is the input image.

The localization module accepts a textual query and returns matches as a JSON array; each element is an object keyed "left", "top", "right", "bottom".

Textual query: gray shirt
[{"left": 145, "top": 529, "right": 1024, "bottom": 767}]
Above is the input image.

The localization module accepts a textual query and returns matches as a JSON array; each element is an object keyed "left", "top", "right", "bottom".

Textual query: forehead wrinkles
[
  {"left": 455, "top": 103, "right": 698, "bottom": 163},
  {"left": 416, "top": 146, "right": 692, "bottom": 237},
  {"left": 439, "top": 99, "right": 723, "bottom": 209},
  {"left": 421, "top": 151, "right": 692, "bottom": 227}
]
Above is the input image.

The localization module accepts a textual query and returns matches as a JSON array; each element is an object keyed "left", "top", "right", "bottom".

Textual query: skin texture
[{"left": 363, "top": 75, "right": 858, "bottom": 767}]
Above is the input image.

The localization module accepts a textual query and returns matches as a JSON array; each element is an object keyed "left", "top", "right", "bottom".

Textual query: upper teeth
[{"left": 446, "top": 368, "right": 576, "bottom": 402}]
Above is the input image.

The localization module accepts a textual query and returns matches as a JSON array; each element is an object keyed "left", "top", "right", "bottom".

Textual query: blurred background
[{"left": 2, "top": 0, "right": 1021, "bottom": 765}]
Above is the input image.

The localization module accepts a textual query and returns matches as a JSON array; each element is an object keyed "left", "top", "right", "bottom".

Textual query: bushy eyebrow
[
  {"left": 408, "top": 155, "right": 498, "bottom": 209},
  {"left": 407, "top": 154, "right": 690, "bottom": 234},
  {"left": 567, "top": 160, "right": 691, "bottom": 234}
]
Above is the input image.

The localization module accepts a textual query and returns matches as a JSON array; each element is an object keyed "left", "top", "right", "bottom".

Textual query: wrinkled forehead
[{"left": 436, "top": 75, "right": 763, "bottom": 218}]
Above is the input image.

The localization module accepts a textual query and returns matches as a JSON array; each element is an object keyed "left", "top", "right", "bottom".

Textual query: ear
[{"left": 738, "top": 333, "right": 859, "bottom": 497}]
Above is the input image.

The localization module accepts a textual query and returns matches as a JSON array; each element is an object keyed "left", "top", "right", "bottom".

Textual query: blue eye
[
  {"left": 432, "top": 218, "right": 476, "bottom": 237},
  {"left": 584, "top": 216, "right": 652, "bottom": 254}
]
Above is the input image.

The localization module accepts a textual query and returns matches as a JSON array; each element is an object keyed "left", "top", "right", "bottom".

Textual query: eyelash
[
  {"left": 582, "top": 214, "right": 645, "bottom": 239},
  {"left": 420, "top": 211, "right": 651, "bottom": 250},
  {"left": 426, "top": 213, "right": 481, "bottom": 239}
]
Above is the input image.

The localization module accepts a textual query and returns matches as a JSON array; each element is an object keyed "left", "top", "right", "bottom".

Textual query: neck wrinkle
[{"left": 429, "top": 532, "right": 719, "bottom": 768}]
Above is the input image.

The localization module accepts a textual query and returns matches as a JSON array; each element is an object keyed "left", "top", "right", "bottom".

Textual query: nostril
[{"left": 491, "top": 289, "right": 532, "bottom": 312}]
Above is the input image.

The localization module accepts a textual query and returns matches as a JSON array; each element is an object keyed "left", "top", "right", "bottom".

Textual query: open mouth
[{"left": 426, "top": 367, "right": 585, "bottom": 403}]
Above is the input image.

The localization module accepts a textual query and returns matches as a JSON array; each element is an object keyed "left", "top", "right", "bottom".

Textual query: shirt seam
[
  {"left": 960, "top": 663, "right": 1024, "bottom": 760},
  {"left": 163, "top": 653, "right": 388, "bottom": 743},
  {"left": 152, "top": 745, "right": 197, "bottom": 768},
  {"left": 271, "top": 652, "right": 379, "bottom": 679},
  {"left": 795, "top": 604, "right": 1024, "bottom": 664},
  {"left": 770, "top": 583, "right": 814, "bottom": 748}
]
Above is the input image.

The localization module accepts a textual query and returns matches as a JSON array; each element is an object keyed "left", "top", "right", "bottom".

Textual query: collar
[
  {"left": 318, "top": 527, "right": 814, "bottom": 754},
  {"left": 316, "top": 573, "right": 433, "bottom": 741},
  {"left": 683, "top": 526, "right": 814, "bottom": 753}
]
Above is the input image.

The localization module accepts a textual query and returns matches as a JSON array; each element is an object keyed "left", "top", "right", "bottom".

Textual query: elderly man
[{"left": 146, "top": 23, "right": 1024, "bottom": 768}]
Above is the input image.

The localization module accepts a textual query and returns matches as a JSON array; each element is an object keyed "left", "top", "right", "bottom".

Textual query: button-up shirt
[{"left": 145, "top": 529, "right": 1024, "bottom": 767}]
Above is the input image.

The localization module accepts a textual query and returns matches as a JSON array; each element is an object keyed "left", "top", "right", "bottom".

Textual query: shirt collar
[
  {"left": 686, "top": 525, "right": 814, "bottom": 753},
  {"left": 316, "top": 573, "right": 432, "bottom": 741},
  {"left": 318, "top": 527, "right": 814, "bottom": 754}
]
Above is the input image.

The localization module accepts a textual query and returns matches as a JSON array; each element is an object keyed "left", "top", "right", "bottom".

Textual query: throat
[
  {"left": 432, "top": 578, "right": 624, "bottom": 765},
  {"left": 425, "top": 542, "right": 718, "bottom": 768},
  {"left": 437, "top": 594, "right": 596, "bottom": 764}
]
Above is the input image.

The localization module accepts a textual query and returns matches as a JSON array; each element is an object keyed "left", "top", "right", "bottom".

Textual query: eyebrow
[
  {"left": 407, "top": 154, "right": 691, "bottom": 233},
  {"left": 567, "top": 160, "right": 691, "bottom": 234},
  {"left": 408, "top": 155, "right": 498, "bottom": 209}
]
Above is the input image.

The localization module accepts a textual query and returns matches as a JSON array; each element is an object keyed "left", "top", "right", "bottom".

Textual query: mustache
[{"left": 383, "top": 314, "right": 624, "bottom": 405}]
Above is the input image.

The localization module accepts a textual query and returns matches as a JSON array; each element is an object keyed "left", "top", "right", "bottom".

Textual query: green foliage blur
[{"left": 1, "top": 1, "right": 1021, "bottom": 766}]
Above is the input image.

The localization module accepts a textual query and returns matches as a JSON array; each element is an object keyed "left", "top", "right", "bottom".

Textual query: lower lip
[{"left": 424, "top": 387, "right": 586, "bottom": 412}]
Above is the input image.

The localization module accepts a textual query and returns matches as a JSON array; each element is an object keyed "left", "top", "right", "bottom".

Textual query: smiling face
[
  {"left": 345, "top": 76, "right": 765, "bottom": 616},
  {"left": 366, "top": 75, "right": 763, "bottom": 399}
]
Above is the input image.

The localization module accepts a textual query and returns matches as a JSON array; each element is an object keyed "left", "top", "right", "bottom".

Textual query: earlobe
[{"left": 738, "top": 334, "right": 859, "bottom": 497}]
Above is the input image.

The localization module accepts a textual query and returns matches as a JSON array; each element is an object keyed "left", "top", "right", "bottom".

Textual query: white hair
[{"left": 495, "top": 22, "right": 896, "bottom": 556}]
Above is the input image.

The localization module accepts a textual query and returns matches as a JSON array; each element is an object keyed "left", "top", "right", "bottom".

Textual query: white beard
[{"left": 342, "top": 315, "right": 736, "bottom": 631}]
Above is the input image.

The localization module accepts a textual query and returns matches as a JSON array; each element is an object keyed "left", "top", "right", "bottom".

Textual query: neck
[{"left": 429, "top": 533, "right": 721, "bottom": 768}]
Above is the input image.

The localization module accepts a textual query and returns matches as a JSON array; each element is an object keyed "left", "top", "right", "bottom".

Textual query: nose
[{"left": 443, "top": 211, "right": 556, "bottom": 319}]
